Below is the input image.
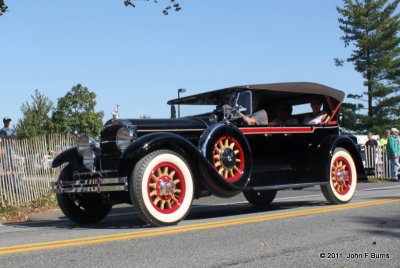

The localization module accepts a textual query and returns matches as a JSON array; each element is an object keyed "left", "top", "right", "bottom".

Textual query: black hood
[{"left": 101, "top": 117, "right": 208, "bottom": 140}]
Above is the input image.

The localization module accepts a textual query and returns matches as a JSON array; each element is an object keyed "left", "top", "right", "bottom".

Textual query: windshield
[{"left": 234, "top": 91, "right": 252, "bottom": 116}]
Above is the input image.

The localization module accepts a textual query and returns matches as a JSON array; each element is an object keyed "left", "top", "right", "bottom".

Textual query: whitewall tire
[
  {"left": 131, "top": 150, "right": 194, "bottom": 226},
  {"left": 321, "top": 148, "right": 357, "bottom": 204}
]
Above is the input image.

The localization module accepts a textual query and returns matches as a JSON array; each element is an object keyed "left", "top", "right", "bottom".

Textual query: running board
[{"left": 244, "top": 182, "right": 329, "bottom": 191}]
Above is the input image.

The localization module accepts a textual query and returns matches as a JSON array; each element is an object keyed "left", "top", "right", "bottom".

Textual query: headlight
[
  {"left": 116, "top": 126, "right": 137, "bottom": 152},
  {"left": 77, "top": 135, "right": 98, "bottom": 156},
  {"left": 82, "top": 149, "right": 95, "bottom": 171}
]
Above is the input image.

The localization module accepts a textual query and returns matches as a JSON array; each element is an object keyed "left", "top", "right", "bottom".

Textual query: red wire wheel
[
  {"left": 131, "top": 150, "right": 194, "bottom": 226},
  {"left": 147, "top": 162, "right": 186, "bottom": 214},
  {"left": 331, "top": 156, "right": 352, "bottom": 195},
  {"left": 321, "top": 148, "right": 357, "bottom": 204},
  {"left": 212, "top": 136, "right": 245, "bottom": 183}
]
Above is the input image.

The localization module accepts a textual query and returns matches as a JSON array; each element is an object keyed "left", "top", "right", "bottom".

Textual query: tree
[
  {"left": 0, "top": 0, "right": 181, "bottom": 16},
  {"left": 124, "top": 0, "right": 181, "bottom": 15},
  {"left": 15, "top": 89, "right": 53, "bottom": 139},
  {"left": 336, "top": 0, "right": 400, "bottom": 133},
  {"left": 50, "top": 84, "right": 104, "bottom": 137},
  {"left": 0, "top": 0, "right": 7, "bottom": 16}
]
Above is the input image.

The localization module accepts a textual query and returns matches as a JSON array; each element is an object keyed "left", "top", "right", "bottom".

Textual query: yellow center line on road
[{"left": 0, "top": 197, "right": 399, "bottom": 255}]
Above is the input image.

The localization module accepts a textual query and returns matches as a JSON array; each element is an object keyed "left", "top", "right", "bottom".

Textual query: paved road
[{"left": 0, "top": 182, "right": 399, "bottom": 267}]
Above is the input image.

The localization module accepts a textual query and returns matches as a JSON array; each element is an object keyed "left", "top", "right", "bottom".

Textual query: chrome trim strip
[
  {"left": 137, "top": 129, "right": 204, "bottom": 132},
  {"left": 51, "top": 177, "right": 128, "bottom": 194}
]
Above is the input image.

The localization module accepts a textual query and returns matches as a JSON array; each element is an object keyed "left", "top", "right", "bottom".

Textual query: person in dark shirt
[
  {"left": 364, "top": 132, "right": 378, "bottom": 173},
  {"left": 365, "top": 132, "right": 378, "bottom": 147}
]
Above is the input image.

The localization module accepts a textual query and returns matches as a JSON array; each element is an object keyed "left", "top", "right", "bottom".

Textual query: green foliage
[
  {"left": 50, "top": 84, "right": 104, "bottom": 137},
  {"left": 0, "top": 0, "right": 7, "bottom": 16},
  {"left": 337, "top": 0, "right": 400, "bottom": 132},
  {"left": 1, "top": 1, "right": 181, "bottom": 16},
  {"left": 15, "top": 89, "right": 53, "bottom": 139}
]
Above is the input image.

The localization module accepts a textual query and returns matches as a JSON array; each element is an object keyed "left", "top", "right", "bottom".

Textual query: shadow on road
[
  {"left": 5, "top": 200, "right": 327, "bottom": 230},
  {"left": 353, "top": 214, "right": 400, "bottom": 239}
]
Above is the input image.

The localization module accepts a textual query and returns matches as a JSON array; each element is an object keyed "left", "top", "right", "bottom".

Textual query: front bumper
[{"left": 51, "top": 170, "right": 128, "bottom": 194}]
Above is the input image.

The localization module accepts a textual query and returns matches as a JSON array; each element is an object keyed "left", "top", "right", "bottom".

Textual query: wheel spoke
[
  {"left": 172, "top": 196, "right": 179, "bottom": 203},
  {"left": 163, "top": 167, "right": 169, "bottom": 175},
  {"left": 153, "top": 197, "right": 161, "bottom": 206},
  {"left": 150, "top": 190, "right": 157, "bottom": 197}
]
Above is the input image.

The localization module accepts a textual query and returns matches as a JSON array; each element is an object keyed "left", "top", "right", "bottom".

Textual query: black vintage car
[{"left": 52, "top": 82, "right": 366, "bottom": 226}]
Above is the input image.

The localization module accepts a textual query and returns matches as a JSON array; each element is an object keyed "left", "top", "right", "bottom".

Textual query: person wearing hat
[
  {"left": 0, "top": 117, "right": 17, "bottom": 138},
  {"left": 387, "top": 127, "right": 400, "bottom": 181}
]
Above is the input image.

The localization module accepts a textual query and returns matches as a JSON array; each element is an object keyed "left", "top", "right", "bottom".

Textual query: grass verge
[{"left": 0, "top": 194, "right": 58, "bottom": 224}]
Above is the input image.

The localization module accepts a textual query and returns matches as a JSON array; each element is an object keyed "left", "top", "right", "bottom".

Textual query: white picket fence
[
  {"left": 0, "top": 135, "right": 395, "bottom": 207},
  {"left": 363, "top": 145, "right": 394, "bottom": 178},
  {"left": 0, "top": 134, "right": 77, "bottom": 207}
]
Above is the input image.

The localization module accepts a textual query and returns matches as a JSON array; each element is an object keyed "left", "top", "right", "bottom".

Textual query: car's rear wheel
[
  {"left": 321, "top": 148, "right": 357, "bottom": 204},
  {"left": 243, "top": 190, "right": 277, "bottom": 208},
  {"left": 56, "top": 165, "right": 112, "bottom": 224},
  {"left": 131, "top": 150, "right": 194, "bottom": 226}
]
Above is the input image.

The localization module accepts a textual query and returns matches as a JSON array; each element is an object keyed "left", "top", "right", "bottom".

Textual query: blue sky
[{"left": 1, "top": 0, "right": 364, "bottom": 124}]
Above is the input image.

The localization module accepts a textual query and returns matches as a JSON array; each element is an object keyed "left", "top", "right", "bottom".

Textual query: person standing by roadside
[
  {"left": 387, "top": 128, "right": 400, "bottom": 182},
  {"left": 378, "top": 130, "right": 391, "bottom": 151},
  {"left": 378, "top": 130, "right": 391, "bottom": 177},
  {"left": 365, "top": 132, "right": 378, "bottom": 173},
  {"left": 0, "top": 117, "right": 17, "bottom": 138}
]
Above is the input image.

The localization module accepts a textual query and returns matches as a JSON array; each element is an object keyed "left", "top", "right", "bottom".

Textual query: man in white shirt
[{"left": 303, "top": 99, "right": 328, "bottom": 125}]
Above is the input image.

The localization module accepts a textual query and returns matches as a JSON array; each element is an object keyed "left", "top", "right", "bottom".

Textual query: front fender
[
  {"left": 52, "top": 147, "right": 82, "bottom": 172},
  {"left": 122, "top": 132, "right": 247, "bottom": 198},
  {"left": 315, "top": 135, "right": 366, "bottom": 181},
  {"left": 123, "top": 132, "right": 200, "bottom": 160}
]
